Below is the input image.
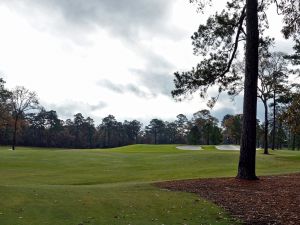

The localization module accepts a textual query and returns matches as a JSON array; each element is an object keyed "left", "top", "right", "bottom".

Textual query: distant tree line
[{"left": 0, "top": 77, "right": 299, "bottom": 150}]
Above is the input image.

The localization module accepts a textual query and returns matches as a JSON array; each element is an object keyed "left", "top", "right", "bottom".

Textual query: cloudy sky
[{"left": 0, "top": 0, "right": 294, "bottom": 125}]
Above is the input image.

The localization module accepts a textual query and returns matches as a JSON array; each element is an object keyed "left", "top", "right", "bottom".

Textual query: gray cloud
[
  {"left": 211, "top": 107, "right": 235, "bottom": 122},
  {"left": 126, "top": 84, "right": 151, "bottom": 98},
  {"left": 130, "top": 50, "right": 175, "bottom": 97},
  {"left": 210, "top": 95, "right": 265, "bottom": 123},
  {"left": 1, "top": 0, "right": 178, "bottom": 43},
  {"left": 97, "top": 79, "right": 153, "bottom": 98},
  {"left": 41, "top": 100, "right": 107, "bottom": 119},
  {"left": 89, "top": 101, "right": 108, "bottom": 111},
  {"left": 130, "top": 68, "right": 174, "bottom": 97},
  {"left": 98, "top": 80, "right": 123, "bottom": 94}
]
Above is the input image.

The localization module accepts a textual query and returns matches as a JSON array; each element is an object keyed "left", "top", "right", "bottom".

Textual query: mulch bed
[{"left": 156, "top": 174, "right": 300, "bottom": 225}]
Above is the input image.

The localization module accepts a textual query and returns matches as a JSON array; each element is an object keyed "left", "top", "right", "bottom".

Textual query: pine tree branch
[{"left": 222, "top": 6, "right": 246, "bottom": 77}]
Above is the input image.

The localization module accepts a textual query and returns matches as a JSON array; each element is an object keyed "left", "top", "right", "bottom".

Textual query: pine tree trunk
[
  {"left": 272, "top": 90, "right": 276, "bottom": 150},
  {"left": 207, "top": 126, "right": 210, "bottom": 145},
  {"left": 292, "top": 133, "right": 296, "bottom": 150},
  {"left": 277, "top": 121, "right": 282, "bottom": 149},
  {"left": 237, "top": 0, "right": 259, "bottom": 180},
  {"left": 263, "top": 100, "right": 269, "bottom": 154},
  {"left": 12, "top": 115, "right": 19, "bottom": 150}
]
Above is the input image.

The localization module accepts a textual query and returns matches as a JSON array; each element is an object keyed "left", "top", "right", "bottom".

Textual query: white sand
[
  {"left": 216, "top": 145, "right": 240, "bottom": 150},
  {"left": 176, "top": 145, "right": 202, "bottom": 150}
]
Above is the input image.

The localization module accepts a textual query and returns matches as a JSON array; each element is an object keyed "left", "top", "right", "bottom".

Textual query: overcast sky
[{"left": 0, "top": 0, "right": 295, "bottom": 125}]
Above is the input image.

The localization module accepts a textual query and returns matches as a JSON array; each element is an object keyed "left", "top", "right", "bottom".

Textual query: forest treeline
[{"left": 0, "top": 77, "right": 300, "bottom": 150}]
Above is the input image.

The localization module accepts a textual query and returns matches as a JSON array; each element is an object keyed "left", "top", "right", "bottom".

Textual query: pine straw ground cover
[{"left": 156, "top": 174, "right": 300, "bottom": 225}]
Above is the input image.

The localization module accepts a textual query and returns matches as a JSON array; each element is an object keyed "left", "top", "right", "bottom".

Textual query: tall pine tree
[{"left": 172, "top": 0, "right": 299, "bottom": 179}]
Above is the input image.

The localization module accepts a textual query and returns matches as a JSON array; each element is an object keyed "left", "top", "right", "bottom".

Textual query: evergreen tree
[{"left": 172, "top": 0, "right": 300, "bottom": 179}]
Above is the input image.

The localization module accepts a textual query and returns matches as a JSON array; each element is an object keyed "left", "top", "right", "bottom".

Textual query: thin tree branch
[{"left": 221, "top": 6, "right": 246, "bottom": 77}]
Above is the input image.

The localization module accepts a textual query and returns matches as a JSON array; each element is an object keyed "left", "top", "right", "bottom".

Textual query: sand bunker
[
  {"left": 216, "top": 145, "right": 240, "bottom": 150},
  {"left": 176, "top": 146, "right": 202, "bottom": 150}
]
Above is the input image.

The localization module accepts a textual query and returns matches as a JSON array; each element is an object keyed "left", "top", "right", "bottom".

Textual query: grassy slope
[{"left": 0, "top": 145, "right": 299, "bottom": 225}]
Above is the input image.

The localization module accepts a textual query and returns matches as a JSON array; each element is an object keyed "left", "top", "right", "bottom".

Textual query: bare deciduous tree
[{"left": 9, "top": 86, "right": 39, "bottom": 150}]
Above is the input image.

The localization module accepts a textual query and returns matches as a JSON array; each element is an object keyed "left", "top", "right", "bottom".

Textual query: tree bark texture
[
  {"left": 272, "top": 91, "right": 276, "bottom": 150},
  {"left": 12, "top": 115, "right": 19, "bottom": 150},
  {"left": 292, "top": 133, "right": 296, "bottom": 150},
  {"left": 263, "top": 100, "right": 269, "bottom": 154},
  {"left": 237, "top": 0, "right": 259, "bottom": 180}
]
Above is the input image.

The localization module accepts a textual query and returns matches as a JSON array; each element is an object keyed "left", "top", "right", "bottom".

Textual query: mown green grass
[{"left": 0, "top": 144, "right": 299, "bottom": 225}]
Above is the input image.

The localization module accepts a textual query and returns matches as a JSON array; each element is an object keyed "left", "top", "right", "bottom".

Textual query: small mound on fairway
[
  {"left": 216, "top": 145, "right": 240, "bottom": 150},
  {"left": 176, "top": 145, "right": 202, "bottom": 150}
]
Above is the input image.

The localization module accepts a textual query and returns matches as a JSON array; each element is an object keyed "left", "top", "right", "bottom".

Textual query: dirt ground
[{"left": 156, "top": 174, "right": 300, "bottom": 225}]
